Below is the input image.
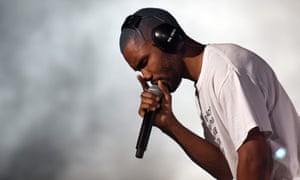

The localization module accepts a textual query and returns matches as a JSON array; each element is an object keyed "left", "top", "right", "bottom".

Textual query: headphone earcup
[{"left": 152, "top": 24, "right": 184, "bottom": 53}]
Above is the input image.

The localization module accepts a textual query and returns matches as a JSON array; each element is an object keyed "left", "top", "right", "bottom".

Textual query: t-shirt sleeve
[{"left": 218, "top": 70, "right": 273, "bottom": 150}]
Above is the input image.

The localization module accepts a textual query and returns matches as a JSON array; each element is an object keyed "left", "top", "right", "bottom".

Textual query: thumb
[
  {"left": 158, "top": 80, "right": 171, "bottom": 102},
  {"left": 137, "top": 75, "right": 149, "bottom": 91}
]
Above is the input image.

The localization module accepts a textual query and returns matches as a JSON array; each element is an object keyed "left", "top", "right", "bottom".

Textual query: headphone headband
[{"left": 121, "top": 15, "right": 142, "bottom": 30}]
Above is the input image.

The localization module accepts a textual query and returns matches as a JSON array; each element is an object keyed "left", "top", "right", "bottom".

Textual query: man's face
[{"left": 123, "top": 39, "right": 184, "bottom": 92}]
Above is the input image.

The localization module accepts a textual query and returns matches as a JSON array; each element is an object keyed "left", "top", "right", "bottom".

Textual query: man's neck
[{"left": 182, "top": 43, "right": 205, "bottom": 82}]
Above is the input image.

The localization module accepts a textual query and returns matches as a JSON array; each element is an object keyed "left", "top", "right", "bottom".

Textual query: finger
[
  {"left": 138, "top": 108, "right": 145, "bottom": 117},
  {"left": 141, "top": 91, "right": 161, "bottom": 102},
  {"left": 138, "top": 91, "right": 161, "bottom": 117},
  {"left": 140, "top": 92, "right": 161, "bottom": 108},
  {"left": 138, "top": 103, "right": 161, "bottom": 117},
  {"left": 141, "top": 97, "right": 161, "bottom": 105},
  {"left": 140, "top": 103, "right": 160, "bottom": 112},
  {"left": 137, "top": 75, "right": 149, "bottom": 91},
  {"left": 158, "top": 80, "right": 171, "bottom": 102}
]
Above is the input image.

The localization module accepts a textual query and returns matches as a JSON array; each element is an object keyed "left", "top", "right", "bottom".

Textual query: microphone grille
[{"left": 148, "top": 85, "right": 162, "bottom": 97}]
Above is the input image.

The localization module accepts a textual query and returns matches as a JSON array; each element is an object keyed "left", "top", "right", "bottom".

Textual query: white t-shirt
[{"left": 195, "top": 44, "right": 300, "bottom": 179}]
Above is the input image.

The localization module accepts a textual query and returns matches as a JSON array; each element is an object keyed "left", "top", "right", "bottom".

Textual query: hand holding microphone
[
  {"left": 135, "top": 75, "right": 174, "bottom": 159},
  {"left": 135, "top": 83, "right": 162, "bottom": 158}
]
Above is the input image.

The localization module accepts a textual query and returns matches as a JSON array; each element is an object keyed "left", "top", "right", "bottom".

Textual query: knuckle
[
  {"left": 141, "top": 103, "right": 150, "bottom": 110},
  {"left": 138, "top": 110, "right": 144, "bottom": 117}
]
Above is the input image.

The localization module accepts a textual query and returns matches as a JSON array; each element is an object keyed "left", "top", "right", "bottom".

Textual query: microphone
[{"left": 135, "top": 84, "right": 162, "bottom": 159}]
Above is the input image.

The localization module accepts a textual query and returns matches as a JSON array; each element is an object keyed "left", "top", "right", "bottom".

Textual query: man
[{"left": 119, "top": 8, "right": 300, "bottom": 179}]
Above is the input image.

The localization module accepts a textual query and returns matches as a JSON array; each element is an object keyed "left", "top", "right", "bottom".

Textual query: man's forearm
[{"left": 164, "top": 119, "right": 232, "bottom": 179}]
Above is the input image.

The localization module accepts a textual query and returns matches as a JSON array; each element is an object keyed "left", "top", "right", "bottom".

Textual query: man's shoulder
[
  {"left": 204, "top": 43, "right": 245, "bottom": 69},
  {"left": 206, "top": 43, "right": 245, "bottom": 55},
  {"left": 206, "top": 43, "right": 264, "bottom": 71}
]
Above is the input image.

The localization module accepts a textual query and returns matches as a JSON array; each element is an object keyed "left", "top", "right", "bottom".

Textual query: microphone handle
[{"left": 135, "top": 110, "right": 155, "bottom": 158}]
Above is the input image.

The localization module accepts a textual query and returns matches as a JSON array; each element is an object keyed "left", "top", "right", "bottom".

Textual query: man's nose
[{"left": 140, "top": 68, "right": 152, "bottom": 81}]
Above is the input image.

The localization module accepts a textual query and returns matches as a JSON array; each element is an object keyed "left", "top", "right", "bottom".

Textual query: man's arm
[
  {"left": 166, "top": 119, "right": 233, "bottom": 179},
  {"left": 137, "top": 77, "right": 232, "bottom": 179},
  {"left": 237, "top": 127, "right": 273, "bottom": 180}
]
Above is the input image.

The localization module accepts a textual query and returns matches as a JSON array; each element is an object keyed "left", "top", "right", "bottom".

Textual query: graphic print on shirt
[{"left": 201, "top": 106, "right": 223, "bottom": 152}]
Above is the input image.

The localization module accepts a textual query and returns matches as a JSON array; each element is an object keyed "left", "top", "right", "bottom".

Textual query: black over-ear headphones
[{"left": 121, "top": 15, "right": 184, "bottom": 54}]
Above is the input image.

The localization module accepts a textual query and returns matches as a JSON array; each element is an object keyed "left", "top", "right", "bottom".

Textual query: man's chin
[
  {"left": 169, "top": 81, "right": 182, "bottom": 93},
  {"left": 169, "top": 86, "right": 179, "bottom": 93}
]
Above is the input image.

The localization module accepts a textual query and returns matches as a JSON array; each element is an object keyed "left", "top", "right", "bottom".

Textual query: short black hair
[
  {"left": 119, "top": 8, "right": 183, "bottom": 54},
  {"left": 119, "top": 28, "right": 145, "bottom": 54}
]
